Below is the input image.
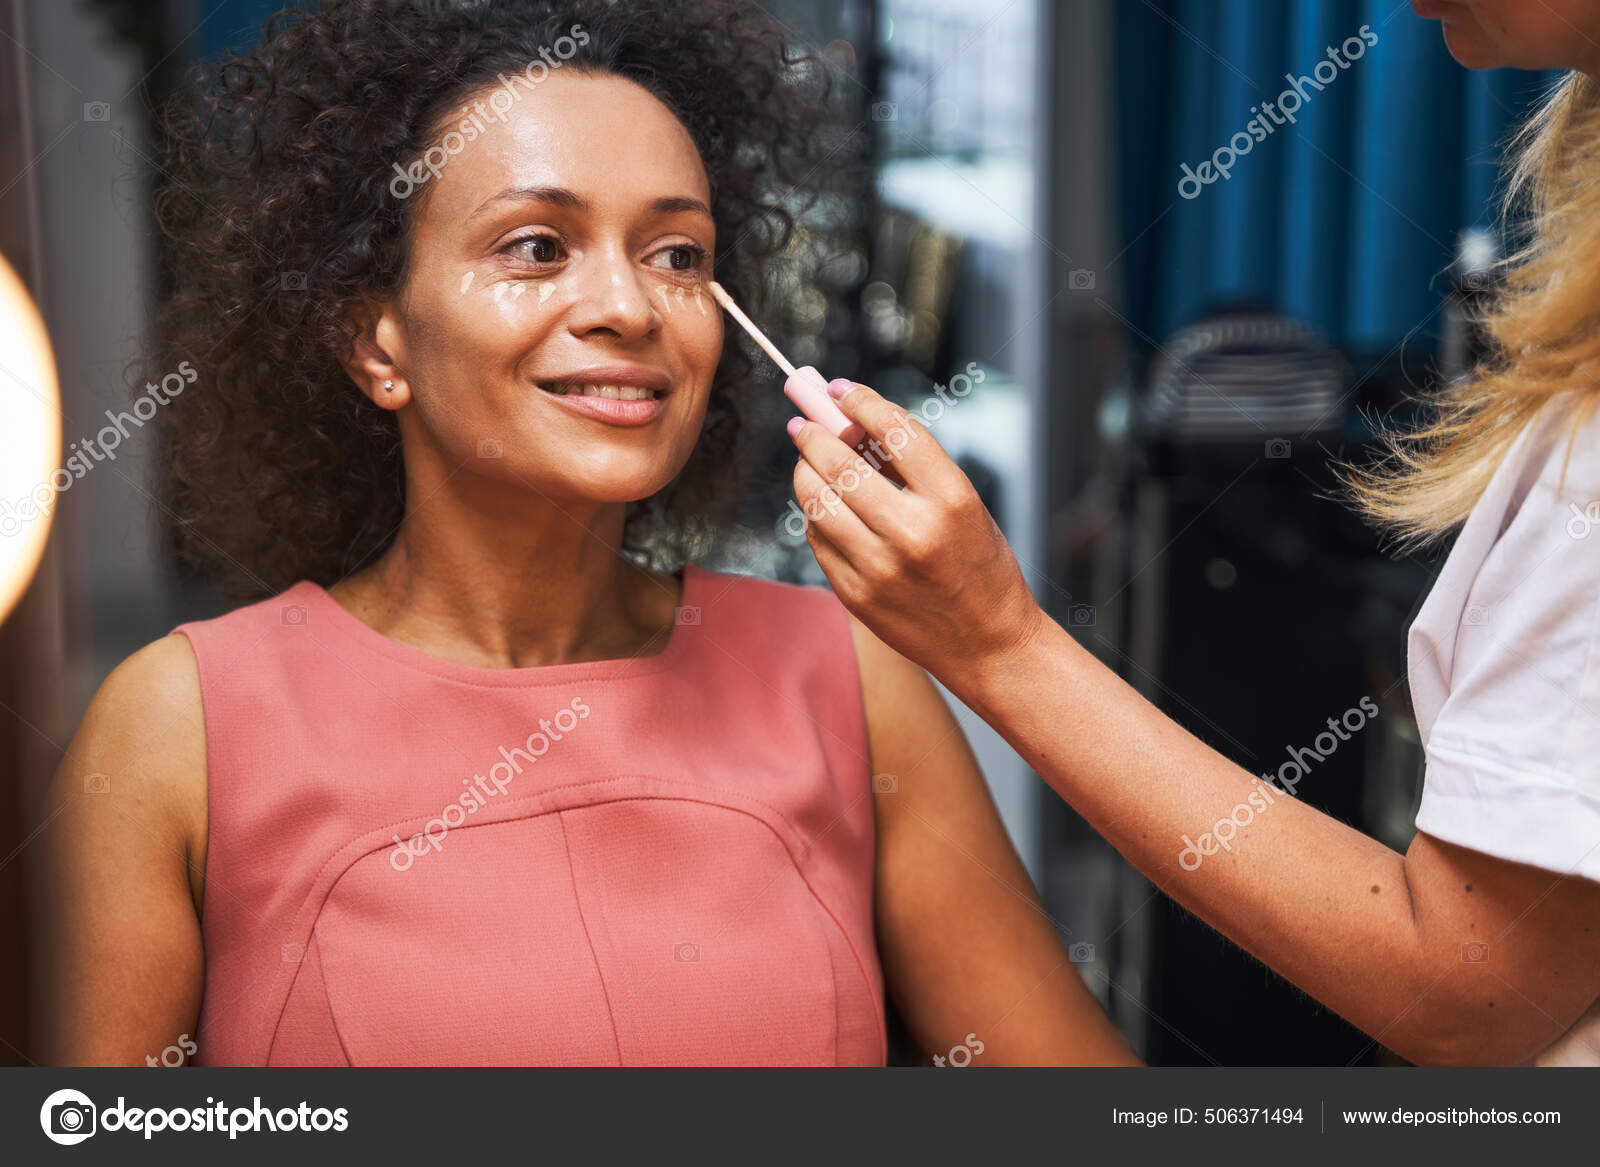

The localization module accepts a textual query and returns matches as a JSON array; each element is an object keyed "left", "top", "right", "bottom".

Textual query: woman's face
[
  {"left": 369, "top": 70, "right": 723, "bottom": 508},
  {"left": 1413, "top": 0, "right": 1600, "bottom": 72}
]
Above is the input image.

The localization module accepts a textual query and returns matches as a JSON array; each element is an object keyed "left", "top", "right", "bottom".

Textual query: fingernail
[
  {"left": 827, "top": 378, "right": 854, "bottom": 400},
  {"left": 786, "top": 416, "right": 805, "bottom": 438}
]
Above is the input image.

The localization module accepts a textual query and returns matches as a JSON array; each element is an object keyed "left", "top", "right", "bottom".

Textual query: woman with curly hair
[{"left": 37, "top": 0, "right": 1136, "bottom": 1067}]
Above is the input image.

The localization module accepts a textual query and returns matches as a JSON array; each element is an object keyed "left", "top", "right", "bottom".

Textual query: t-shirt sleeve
[{"left": 1413, "top": 417, "right": 1600, "bottom": 884}]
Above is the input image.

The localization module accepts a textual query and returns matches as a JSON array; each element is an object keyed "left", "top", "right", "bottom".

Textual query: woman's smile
[{"left": 535, "top": 362, "right": 672, "bottom": 427}]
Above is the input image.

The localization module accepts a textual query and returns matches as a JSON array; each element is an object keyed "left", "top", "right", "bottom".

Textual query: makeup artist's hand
[{"left": 787, "top": 380, "right": 1047, "bottom": 692}]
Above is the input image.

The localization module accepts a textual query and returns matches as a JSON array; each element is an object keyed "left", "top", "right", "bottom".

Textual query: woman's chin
[
  {"left": 523, "top": 465, "right": 687, "bottom": 509},
  {"left": 1439, "top": 25, "right": 1512, "bottom": 70}
]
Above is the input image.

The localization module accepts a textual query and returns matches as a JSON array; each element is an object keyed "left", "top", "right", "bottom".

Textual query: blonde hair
[{"left": 1349, "top": 71, "right": 1600, "bottom": 543}]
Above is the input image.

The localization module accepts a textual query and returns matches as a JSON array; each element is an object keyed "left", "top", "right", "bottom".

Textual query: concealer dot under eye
[
  {"left": 481, "top": 279, "right": 554, "bottom": 306},
  {"left": 652, "top": 284, "right": 709, "bottom": 318}
]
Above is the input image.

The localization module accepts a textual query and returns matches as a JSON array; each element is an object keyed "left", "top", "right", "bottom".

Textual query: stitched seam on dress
[
  {"left": 825, "top": 921, "right": 841, "bottom": 1065},
  {"left": 560, "top": 810, "right": 624, "bottom": 1065},
  {"left": 265, "top": 933, "right": 353, "bottom": 1066},
  {"left": 262, "top": 782, "right": 878, "bottom": 1063},
  {"left": 310, "top": 932, "right": 355, "bottom": 1066}
]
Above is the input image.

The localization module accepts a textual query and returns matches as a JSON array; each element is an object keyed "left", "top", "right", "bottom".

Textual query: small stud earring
[{"left": 383, "top": 379, "right": 394, "bottom": 392}]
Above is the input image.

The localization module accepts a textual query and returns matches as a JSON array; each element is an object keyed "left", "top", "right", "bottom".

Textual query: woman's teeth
[{"left": 542, "top": 383, "right": 659, "bottom": 400}]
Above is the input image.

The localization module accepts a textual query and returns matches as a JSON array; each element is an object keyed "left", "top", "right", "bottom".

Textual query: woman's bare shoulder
[
  {"left": 54, "top": 634, "right": 208, "bottom": 895},
  {"left": 72, "top": 634, "right": 205, "bottom": 772},
  {"left": 40, "top": 634, "right": 209, "bottom": 1062}
]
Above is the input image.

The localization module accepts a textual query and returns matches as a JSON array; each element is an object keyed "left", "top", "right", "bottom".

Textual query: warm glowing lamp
[{"left": 0, "top": 249, "right": 61, "bottom": 624}]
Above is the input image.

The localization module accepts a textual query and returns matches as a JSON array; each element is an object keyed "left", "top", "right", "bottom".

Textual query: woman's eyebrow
[{"left": 470, "top": 184, "right": 712, "bottom": 221}]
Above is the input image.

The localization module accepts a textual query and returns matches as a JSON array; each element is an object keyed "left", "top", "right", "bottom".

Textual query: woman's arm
[
  {"left": 796, "top": 383, "right": 1600, "bottom": 1066},
  {"left": 971, "top": 617, "right": 1600, "bottom": 1065},
  {"left": 34, "top": 635, "right": 208, "bottom": 1066},
  {"left": 852, "top": 615, "right": 1139, "bottom": 1066}
]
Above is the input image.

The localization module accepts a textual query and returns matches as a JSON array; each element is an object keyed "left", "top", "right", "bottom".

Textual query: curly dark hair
[{"left": 150, "top": 0, "right": 838, "bottom": 598}]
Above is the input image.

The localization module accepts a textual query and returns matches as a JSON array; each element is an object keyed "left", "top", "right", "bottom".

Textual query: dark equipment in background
[{"left": 1105, "top": 307, "right": 1428, "bottom": 1065}]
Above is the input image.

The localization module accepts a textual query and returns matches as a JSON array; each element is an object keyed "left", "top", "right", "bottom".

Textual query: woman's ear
[{"left": 340, "top": 298, "right": 411, "bottom": 411}]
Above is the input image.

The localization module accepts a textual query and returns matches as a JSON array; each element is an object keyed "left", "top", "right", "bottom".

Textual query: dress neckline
[{"left": 289, "top": 564, "right": 704, "bottom": 688}]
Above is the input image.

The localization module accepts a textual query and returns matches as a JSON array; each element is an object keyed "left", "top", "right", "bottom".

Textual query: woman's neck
[{"left": 327, "top": 483, "right": 680, "bottom": 670}]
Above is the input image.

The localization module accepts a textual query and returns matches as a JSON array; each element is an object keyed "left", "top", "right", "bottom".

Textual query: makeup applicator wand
[{"left": 708, "top": 281, "right": 867, "bottom": 446}]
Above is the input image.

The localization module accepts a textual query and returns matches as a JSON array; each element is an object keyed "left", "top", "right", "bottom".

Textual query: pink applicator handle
[{"left": 784, "top": 366, "right": 866, "bottom": 446}]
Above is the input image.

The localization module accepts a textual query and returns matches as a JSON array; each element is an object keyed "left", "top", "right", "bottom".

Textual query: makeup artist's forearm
[
  {"left": 950, "top": 620, "right": 1472, "bottom": 1062},
  {"left": 795, "top": 382, "right": 1593, "bottom": 1060}
]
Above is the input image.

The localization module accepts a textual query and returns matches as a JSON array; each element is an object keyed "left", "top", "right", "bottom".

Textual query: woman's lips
[{"left": 538, "top": 383, "right": 666, "bottom": 427}]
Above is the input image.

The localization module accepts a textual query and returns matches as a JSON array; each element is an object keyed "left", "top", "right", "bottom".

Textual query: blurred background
[{"left": 0, "top": 0, "right": 1559, "bottom": 1065}]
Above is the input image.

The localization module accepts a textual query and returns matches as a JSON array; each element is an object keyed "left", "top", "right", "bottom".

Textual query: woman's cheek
[
  {"left": 649, "top": 283, "right": 722, "bottom": 382},
  {"left": 462, "top": 271, "right": 559, "bottom": 323},
  {"left": 454, "top": 270, "right": 719, "bottom": 393},
  {"left": 648, "top": 282, "right": 709, "bottom": 322}
]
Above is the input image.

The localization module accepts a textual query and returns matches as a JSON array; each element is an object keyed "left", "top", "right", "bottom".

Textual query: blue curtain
[
  {"left": 1115, "top": 0, "right": 1559, "bottom": 353},
  {"left": 197, "top": 0, "right": 292, "bottom": 62}
]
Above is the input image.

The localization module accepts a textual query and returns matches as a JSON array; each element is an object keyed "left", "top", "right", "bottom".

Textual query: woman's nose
[{"left": 565, "top": 247, "right": 657, "bottom": 341}]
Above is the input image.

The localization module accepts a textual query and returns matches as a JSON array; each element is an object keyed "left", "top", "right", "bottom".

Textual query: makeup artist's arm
[
  {"left": 34, "top": 635, "right": 207, "bottom": 1065},
  {"left": 852, "top": 616, "right": 1138, "bottom": 1066},
  {"left": 795, "top": 384, "right": 1600, "bottom": 1066}
]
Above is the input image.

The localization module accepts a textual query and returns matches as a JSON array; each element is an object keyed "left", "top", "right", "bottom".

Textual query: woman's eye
[
  {"left": 504, "top": 235, "right": 565, "bottom": 265},
  {"left": 652, "top": 244, "right": 707, "bottom": 274}
]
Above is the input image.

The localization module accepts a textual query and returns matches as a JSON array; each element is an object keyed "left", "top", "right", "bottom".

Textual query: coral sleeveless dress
[{"left": 174, "top": 566, "right": 885, "bottom": 1066}]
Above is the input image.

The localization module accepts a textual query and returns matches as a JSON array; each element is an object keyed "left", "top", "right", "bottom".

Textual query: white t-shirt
[{"left": 1409, "top": 390, "right": 1600, "bottom": 1066}]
